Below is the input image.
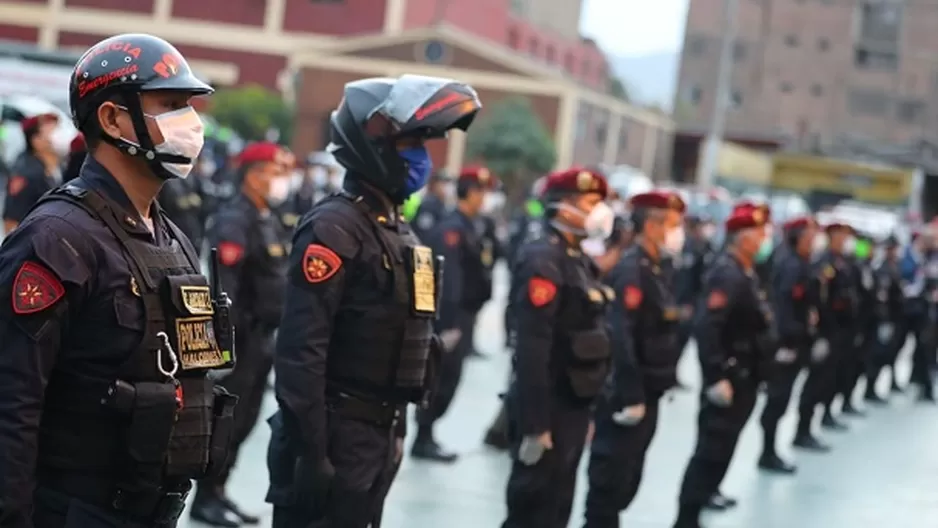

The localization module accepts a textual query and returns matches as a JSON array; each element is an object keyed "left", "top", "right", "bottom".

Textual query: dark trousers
[
  {"left": 502, "top": 396, "right": 591, "bottom": 528},
  {"left": 909, "top": 311, "right": 936, "bottom": 398},
  {"left": 866, "top": 321, "right": 903, "bottom": 392},
  {"left": 416, "top": 309, "right": 475, "bottom": 430},
  {"left": 271, "top": 415, "right": 395, "bottom": 528},
  {"left": 677, "top": 381, "right": 758, "bottom": 508},
  {"left": 202, "top": 325, "right": 275, "bottom": 491},
  {"left": 760, "top": 359, "right": 802, "bottom": 452},
  {"left": 822, "top": 331, "right": 855, "bottom": 411},
  {"left": 583, "top": 397, "right": 661, "bottom": 528},
  {"left": 840, "top": 327, "right": 875, "bottom": 403},
  {"left": 797, "top": 358, "right": 828, "bottom": 434},
  {"left": 32, "top": 487, "right": 177, "bottom": 528}
]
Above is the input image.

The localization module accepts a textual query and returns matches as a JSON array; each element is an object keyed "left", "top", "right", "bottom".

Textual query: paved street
[{"left": 178, "top": 267, "right": 938, "bottom": 528}]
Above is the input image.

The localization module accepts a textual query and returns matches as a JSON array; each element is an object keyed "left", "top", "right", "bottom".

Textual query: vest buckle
[{"left": 156, "top": 331, "right": 180, "bottom": 379}]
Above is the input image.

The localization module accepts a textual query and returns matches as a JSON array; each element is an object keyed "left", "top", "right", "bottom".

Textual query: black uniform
[
  {"left": 3, "top": 152, "right": 60, "bottom": 227},
  {"left": 674, "top": 237, "right": 712, "bottom": 351},
  {"left": 158, "top": 177, "right": 206, "bottom": 255},
  {"left": 675, "top": 253, "right": 775, "bottom": 524},
  {"left": 200, "top": 194, "right": 289, "bottom": 491},
  {"left": 412, "top": 193, "right": 446, "bottom": 242},
  {"left": 0, "top": 160, "right": 236, "bottom": 527},
  {"left": 815, "top": 249, "right": 860, "bottom": 427},
  {"left": 841, "top": 254, "right": 876, "bottom": 411},
  {"left": 266, "top": 182, "right": 440, "bottom": 527},
  {"left": 865, "top": 253, "right": 905, "bottom": 399},
  {"left": 584, "top": 244, "right": 681, "bottom": 528},
  {"left": 503, "top": 228, "right": 611, "bottom": 528},
  {"left": 761, "top": 247, "right": 824, "bottom": 462}
]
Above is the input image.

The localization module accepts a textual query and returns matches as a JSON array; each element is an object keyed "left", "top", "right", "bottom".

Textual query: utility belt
[
  {"left": 326, "top": 390, "right": 400, "bottom": 428},
  {"left": 37, "top": 469, "right": 190, "bottom": 525}
]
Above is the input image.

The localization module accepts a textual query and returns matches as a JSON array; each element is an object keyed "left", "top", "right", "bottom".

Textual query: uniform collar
[
  {"left": 342, "top": 177, "right": 403, "bottom": 228},
  {"left": 76, "top": 157, "right": 166, "bottom": 238}
]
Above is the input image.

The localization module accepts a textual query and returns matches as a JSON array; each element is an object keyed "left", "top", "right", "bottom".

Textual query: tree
[
  {"left": 465, "top": 97, "right": 556, "bottom": 200},
  {"left": 607, "top": 77, "right": 630, "bottom": 101},
  {"left": 207, "top": 84, "right": 294, "bottom": 145}
]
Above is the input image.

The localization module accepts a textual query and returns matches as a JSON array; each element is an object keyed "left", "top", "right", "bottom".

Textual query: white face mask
[
  {"left": 290, "top": 171, "right": 304, "bottom": 191},
  {"left": 267, "top": 176, "right": 291, "bottom": 206},
  {"left": 199, "top": 158, "right": 217, "bottom": 177},
  {"left": 309, "top": 166, "right": 328, "bottom": 187},
  {"left": 664, "top": 226, "right": 686, "bottom": 255},
  {"left": 812, "top": 233, "right": 829, "bottom": 256},
  {"left": 611, "top": 200, "right": 627, "bottom": 215},
  {"left": 481, "top": 192, "right": 498, "bottom": 214},
  {"left": 152, "top": 107, "right": 205, "bottom": 179},
  {"left": 584, "top": 202, "right": 615, "bottom": 239}
]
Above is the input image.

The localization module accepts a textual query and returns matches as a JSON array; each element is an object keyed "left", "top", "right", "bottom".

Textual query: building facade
[{"left": 675, "top": 0, "right": 938, "bottom": 150}]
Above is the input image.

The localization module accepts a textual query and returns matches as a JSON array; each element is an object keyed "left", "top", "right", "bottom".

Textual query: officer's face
[
  {"left": 247, "top": 160, "right": 287, "bottom": 197},
  {"left": 30, "top": 121, "right": 57, "bottom": 155},
  {"left": 464, "top": 187, "right": 487, "bottom": 213},
  {"left": 828, "top": 229, "right": 848, "bottom": 252},
  {"left": 643, "top": 209, "right": 667, "bottom": 246},
  {"left": 560, "top": 193, "right": 604, "bottom": 230},
  {"left": 796, "top": 225, "right": 818, "bottom": 256},
  {"left": 737, "top": 225, "right": 767, "bottom": 259},
  {"left": 99, "top": 91, "right": 195, "bottom": 148}
]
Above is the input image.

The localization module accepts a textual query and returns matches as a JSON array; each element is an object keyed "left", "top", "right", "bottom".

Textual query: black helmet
[
  {"left": 328, "top": 74, "right": 481, "bottom": 202},
  {"left": 68, "top": 33, "right": 213, "bottom": 178}
]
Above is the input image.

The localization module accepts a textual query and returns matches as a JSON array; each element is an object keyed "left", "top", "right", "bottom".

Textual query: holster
[
  {"left": 117, "top": 381, "right": 178, "bottom": 493},
  {"left": 422, "top": 335, "right": 444, "bottom": 408},
  {"left": 203, "top": 384, "right": 239, "bottom": 478},
  {"left": 164, "top": 377, "right": 213, "bottom": 478}
]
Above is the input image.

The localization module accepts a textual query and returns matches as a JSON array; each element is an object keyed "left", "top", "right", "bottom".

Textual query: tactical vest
[
  {"left": 303, "top": 193, "right": 436, "bottom": 403},
  {"left": 31, "top": 183, "right": 237, "bottom": 519}
]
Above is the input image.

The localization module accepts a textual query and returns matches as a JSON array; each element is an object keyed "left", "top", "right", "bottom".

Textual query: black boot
[
  {"left": 190, "top": 486, "right": 242, "bottom": 528},
  {"left": 758, "top": 451, "right": 797, "bottom": 474},
  {"left": 672, "top": 503, "right": 703, "bottom": 528},
  {"left": 821, "top": 409, "right": 849, "bottom": 431},
  {"left": 483, "top": 406, "right": 510, "bottom": 450},
  {"left": 864, "top": 388, "right": 888, "bottom": 405},
  {"left": 410, "top": 426, "right": 458, "bottom": 463},
  {"left": 219, "top": 495, "right": 260, "bottom": 525},
  {"left": 841, "top": 399, "right": 866, "bottom": 417},
  {"left": 706, "top": 491, "right": 737, "bottom": 510}
]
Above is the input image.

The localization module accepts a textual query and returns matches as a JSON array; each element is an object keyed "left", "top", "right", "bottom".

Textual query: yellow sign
[
  {"left": 174, "top": 316, "right": 226, "bottom": 370},
  {"left": 180, "top": 286, "right": 213, "bottom": 315},
  {"left": 412, "top": 246, "right": 436, "bottom": 313}
]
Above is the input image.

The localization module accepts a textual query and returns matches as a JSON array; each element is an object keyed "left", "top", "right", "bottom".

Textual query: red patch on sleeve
[
  {"left": 444, "top": 230, "right": 460, "bottom": 247},
  {"left": 792, "top": 283, "right": 805, "bottom": 299},
  {"left": 12, "top": 261, "right": 65, "bottom": 315},
  {"left": 7, "top": 175, "right": 26, "bottom": 196},
  {"left": 706, "top": 290, "right": 728, "bottom": 309},
  {"left": 217, "top": 241, "right": 244, "bottom": 267},
  {"left": 527, "top": 277, "right": 557, "bottom": 307},
  {"left": 623, "top": 285, "right": 643, "bottom": 309},
  {"left": 303, "top": 244, "right": 342, "bottom": 284}
]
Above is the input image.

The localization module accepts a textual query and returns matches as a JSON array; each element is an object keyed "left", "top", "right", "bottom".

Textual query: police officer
[
  {"left": 412, "top": 165, "right": 497, "bottom": 461},
  {"left": 583, "top": 190, "right": 686, "bottom": 528},
  {"left": 265, "top": 74, "right": 481, "bottom": 528},
  {"left": 911, "top": 229, "right": 938, "bottom": 402},
  {"left": 0, "top": 33, "right": 237, "bottom": 527},
  {"left": 158, "top": 163, "right": 207, "bottom": 255},
  {"left": 816, "top": 222, "right": 861, "bottom": 429},
  {"left": 190, "top": 141, "right": 292, "bottom": 526},
  {"left": 839, "top": 232, "right": 877, "bottom": 414},
  {"left": 672, "top": 203, "right": 777, "bottom": 528},
  {"left": 64, "top": 132, "right": 87, "bottom": 183},
  {"left": 897, "top": 229, "right": 928, "bottom": 394},
  {"left": 3, "top": 112, "right": 63, "bottom": 234},
  {"left": 865, "top": 235, "right": 904, "bottom": 403},
  {"left": 412, "top": 170, "right": 453, "bottom": 241},
  {"left": 759, "top": 216, "right": 825, "bottom": 473},
  {"left": 675, "top": 214, "right": 714, "bottom": 353},
  {"left": 502, "top": 168, "right": 614, "bottom": 528},
  {"left": 468, "top": 205, "right": 505, "bottom": 358}
]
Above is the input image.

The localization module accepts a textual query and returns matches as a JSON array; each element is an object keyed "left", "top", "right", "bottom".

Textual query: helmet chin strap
[
  {"left": 547, "top": 203, "right": 588, "bottom": 237},
  {"left": 99, "top": 97, "right": 192, "bottom": 179}
]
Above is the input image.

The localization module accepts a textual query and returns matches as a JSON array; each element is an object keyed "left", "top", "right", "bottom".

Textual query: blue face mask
[
  {"left": 756, "top": 238, "right": 774, "bottom": 263},
  {"left": 399, "top": 146, "right": 433, "bottom": 196}
]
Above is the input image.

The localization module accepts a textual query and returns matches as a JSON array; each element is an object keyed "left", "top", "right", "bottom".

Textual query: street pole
[{"left": 696, "top": 0, "right": 740, "bottom": 189}]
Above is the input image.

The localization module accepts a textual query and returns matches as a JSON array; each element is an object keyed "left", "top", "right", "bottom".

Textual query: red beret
[
  {"left": 629, "top": 190, "right": 685, "bottom": 212},
  {"left": 238, "top": 141, "right": 288, "bottom": 165},
  {"left": 21, "top": 112, "right": 58, "bottom": 134},
  {"left": 542, "top": 167, "right": 608, "bottom": 199},
  {"left": 458, "top": 165, "right": 497, "bottom": 189},
  {"left": 725, "top": 201, "right": 771, "bottom": 232},
  {"left": 782, "top": 215, "right": 814, "bottom": 231},
  {"left": 69, "top": 133, "right": 86, "bottom": 154}
]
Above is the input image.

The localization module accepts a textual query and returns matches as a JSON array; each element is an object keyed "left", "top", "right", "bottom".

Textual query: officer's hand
[
  {"left": 705, "top": 379, "right": 733, "bottom": 407},
  {"left": 877, "top": 323, "right": 894, "bottom": 343},
  {"left": 611, "top": 403, "right": 646, "bottom": 426},
  {"left": 439, "top": 329, "right": 462, "bottom": 351},
  {"left": 811, "top": 339, "right": 830, "bottom": 363},
  {"left": 775, "top": 348, "right": 798, "bottom": 364},
  {"left": 394, "top": 437, "right": 404, "bottom": 465},
  {"left": 518, "top": 432, "right": 552, "bottom": 466}
]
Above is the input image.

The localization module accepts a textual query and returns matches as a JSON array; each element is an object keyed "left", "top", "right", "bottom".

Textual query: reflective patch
[
  {"left": 444, "top": 230, "right": 460, "bottom": 247},
  {"left": 707, "top": 290, "right": 728, "bottom": 309},
  {"left": 8, "top": 175, "right": 26, "bottom": 196},
  {"left": 175, "top": 316, "right": 227, "bottom": 370},
  {"left": 12, "top": 261, "right": 65, "bottom": 315},
  {"left": 412, "top": 245, "right": 436, "bottom": 313},
  {"left": 218, "top": 241, "right": 244, "bottom": 267},
  {"left": 624, "top": 285, "right": 642, "bottom": 309},
  {"left": 792, "top": 284, "right": 805, "bottom": 299},
  {"left": 528, "top": 277, "right": 557, "bottom": 307},
  {"left": 303, "top": 244, "right": 342, "bottom": 283},
  {"left": 180, "top": 285, "right": 213, "bottom": 315}
]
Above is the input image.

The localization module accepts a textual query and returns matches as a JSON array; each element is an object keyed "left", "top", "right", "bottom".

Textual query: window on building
[
  {"left": 896, "top": 99, "right": 926, "bottom": 124},
  {"left": 507, "top": 28, "right": 520, "bottom": 50},
  {"left": 848, "top": 88, "right": 890, "bottom": 116},
  {"left": 546, "top": 45, "right": 556, "bottom": 64},
  {"left": 854, "top": 48, "right": 898, "bottom": 71},
  {"left": 811, "top": 84, "right": 824, "bottom": 96},
  {"left": 528, "top": 37, "right": 539, "bottom": 55},
  {"left": 596, "top": 123, "right": 607, "bottom": 145},
  {"left": 686, "top": 34, "right": 708, "bottom": 57},
  {"left": 784, "top": 34, "right": 799, "bottom": 47},
  {"left": 780, "top": 82, "right": 794, "bottom": 93},
  {"left": 730, "top": 90, "right": 743, "bottom": 108},
  {"left": 619, "top": 123, "right": 628, "bottom": 149},
  {"left": 818, "top": 37, "right": 830, "bottom": 51},
  {"left": 685, "top": 84, "right": 703, "bottom": 105},
  {"left": 860, "top": 1, "right": 901, "bottom": 43}
]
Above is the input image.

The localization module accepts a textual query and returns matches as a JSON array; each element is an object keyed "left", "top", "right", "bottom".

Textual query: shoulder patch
[
  {"left": 217, "top": 241, "right": 245, "bottom": 267},
  {"left": 527, "top": 277, "right": 557, "bottom": 307},
  {"left": 792, "top": 283, "right": 805, "bottom": 299},
  {"left": 706, "top": 290, "right": 728, "bottom": 309},
  {"left": 444, "top": 230, "right": 460, "bottom": 247},
  {"left": 7, "top": 175, "right": 26, "bottom": 196},
  {"left": 624, "top": 285, "right": 643, "bottom": 309},
  {"left": 12, "top": 261, "right": 65, "bottom": 315},
  {"left": 303, "top": 244, "right": 342, "bottom": 284}
]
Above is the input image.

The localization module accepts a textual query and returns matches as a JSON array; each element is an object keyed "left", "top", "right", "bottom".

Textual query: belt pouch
[
  {"left": 124, "top": 382, "right": 178, "bottom": 489},
  {"left": 165, "top": 377, "right": 214, "bottom": 478},
  {"left": 204, "top": 385, "right": 239, "bottom": 478}
]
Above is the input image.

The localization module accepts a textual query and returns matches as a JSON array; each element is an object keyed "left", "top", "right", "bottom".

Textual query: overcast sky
[{"left": 580, "top": 0, "right": 689, "bottom": 56}]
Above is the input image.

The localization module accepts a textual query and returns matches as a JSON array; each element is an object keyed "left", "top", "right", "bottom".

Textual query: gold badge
[
  {"left": 588, "top": 288, "right": 603, "bottom": 303},
  {"left": 412, "top": 245, "right": 436, "bottom": 314},
  {"left": 282, "top": 213, "right": 300, "bottom": 227},
  {"left": 481, "top": 246, "right": 493, "bottom": 267},
  {"left": 130, "top": 277, "right": 141, "bottom": 297},
  {"left": 601, "top": 285, "right": 616, "bottom": 300},
  {"left": 190, "top": 193, "right": 202, "bottom": 207},
  {"left": 268, "top": 243, "right": 284, "bottom": 257},
  {"left": 663, "top": 307, "right": 680, "bottom": 320},
  {"left": 174, "top": 316, "right": 227, "bottom": 370},
  {"left": 577, "top": 171, "right": 593, "bottom": 191},
  {"left": 824, "top": 265, "right": 836, "bottom": 279},
  {"left": 180, "top": 285, "right": 214, "bottom": 315}
]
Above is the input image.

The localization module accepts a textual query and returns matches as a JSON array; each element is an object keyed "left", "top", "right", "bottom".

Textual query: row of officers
[{"left": 0, "top": 31, "right": 935, "bottom": 528}]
